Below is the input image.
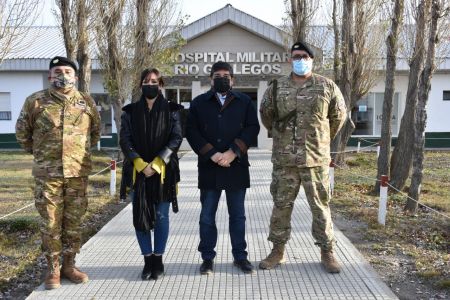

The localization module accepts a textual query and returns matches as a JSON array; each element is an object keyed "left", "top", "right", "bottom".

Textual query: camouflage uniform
[
  {"left": 16, "top": 87, "right": 101, "bottom": 256},
  {"left": 260, "top": 73, "right": 346, "bottom": 250}
]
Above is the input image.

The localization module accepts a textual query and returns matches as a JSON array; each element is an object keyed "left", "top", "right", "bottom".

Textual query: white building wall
[
  {"left": 426, "top": 73, "right": 450, "bottom": 132},
  {"left": 0, "top": 71, "right": 118, "bottom": 134},
  {"left": 0, "top": 72, "right": 45, "bottom": 134},
  {"left": 90, "top": 73, "right": 107, "bottom": 94},
  {"left": 258, "top": 80, "right": 271, "bottom": 149},
  {"left": 370, "top": 73, "right": 450, "bottom": 134}
]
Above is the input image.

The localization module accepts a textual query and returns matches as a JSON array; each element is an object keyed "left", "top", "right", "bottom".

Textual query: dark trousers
[{"left": 198, "top": 188, "right": 248, "bottom": 261}]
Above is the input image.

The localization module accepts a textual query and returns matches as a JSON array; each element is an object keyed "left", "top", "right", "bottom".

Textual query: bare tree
[
  {"left": 375, "top": 0, "right": 405, "bottom": 192},
  {"left": 331, "top": 0, "right": 354, "bottom": 163},
  {"left": 76, "top": 0, "right": 91, "bottom": 93},
  {"left": 406, "top": 0, "right": 449, "bottom": 212},
  {"left": 54, "top": 0, "right": 93, "bottom": 93},
  {"left": 389, "top": 0, "right": 430, "bottom": 190},
  {"left": 0, "top": 0, "right": 41, "bottom": 65},
  {"left": 94, "top": 0, "right": 185, "bottom": 143},
  {"left": 332, "top": 0, "right": 341, "bottom": 84},
  {"left": 130, "top": 0, "right": 150, "bottom": 102},
  {"left": 285, "top": 0, "right": 320, "bottom": 42},
  {"left": 130, "top": 0, "right": 185, "bottom": 102},
  {"left": 333, "top": 0, "right": 387, "bottom": 164},
  {"left": 94, "top": 0, "right": 130, "bottom": 145},
  {"left": 54, "top": 0, "right": 76, "bottom": 61}
]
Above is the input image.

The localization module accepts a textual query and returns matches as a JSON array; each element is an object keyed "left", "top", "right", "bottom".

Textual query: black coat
[
  {"left": 186, "top": 89, "right": 260, "bottom": 189},
  {"left": 120, "top": 100, "right": 183, "bottom": 163},
  {"left": 119, "top": 99, "right": 183, "bottom": 201}
]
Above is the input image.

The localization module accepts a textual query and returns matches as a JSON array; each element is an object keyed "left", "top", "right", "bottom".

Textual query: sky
[{"left": 36, "top": 0, "right": 288, "bottom": 27}]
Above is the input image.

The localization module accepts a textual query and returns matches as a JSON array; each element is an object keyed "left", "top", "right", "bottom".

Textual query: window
[
  {"left": 164, "top": 88, "right": 192, "bottom": 137},
  {"left": 443, "top": 91, "right": 450, "bottom": 101},
  {"left": 0, "top": 93, "right": 12, "bottom": 120},
  {"left": 352, "top": 96, "right": 374, "bottom": 135},
  {"left": 165, "top": 88, "right": 192, "bottom": 108},
  {"left": 352, "top": 92, "right": 399, "bottom": 136},
  {"left": 374, "top": 93, "right": 399, "bottom": 136},
  {"left": 179, "top": 89, "right": 192, "bottom": 108},
  {"left": 91, "top": 94, "right": 112, "bottom": 136},
  {"left": 165, "top": 89, "right": 178, "bottom": 103}
]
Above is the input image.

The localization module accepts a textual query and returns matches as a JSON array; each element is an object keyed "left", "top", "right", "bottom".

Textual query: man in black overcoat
[{"left": 186, "top": 61, "right": 260, "bottom": 274}]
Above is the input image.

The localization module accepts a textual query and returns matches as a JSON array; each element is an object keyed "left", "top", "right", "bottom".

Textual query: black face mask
[
  {"left": 142, "top": 85, "right": 159, "bottom": 99},
  {"left": 213, "top": 77, "right": 231, "bottom": 93}
]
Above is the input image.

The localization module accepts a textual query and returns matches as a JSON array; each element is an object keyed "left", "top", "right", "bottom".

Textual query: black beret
[
  {"left": 291, "top": 41, "right": 314, "bottom": 58},
  {"left": 49, "top": 56, "right": 78, "bottom": 72},
  {"left": 210, "top": 61, "right": 233, "bottom": 77}
]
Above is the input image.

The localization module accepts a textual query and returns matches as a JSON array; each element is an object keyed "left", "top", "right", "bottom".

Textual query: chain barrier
[
  {"left": 332, "top": 161, "right": 450, "bottom": 220},
  {"left": 0, "top": 160, "right": 124, "bottom": 220}
]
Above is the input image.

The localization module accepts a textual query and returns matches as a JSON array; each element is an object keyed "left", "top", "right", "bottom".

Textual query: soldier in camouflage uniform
[
  {"left": 15, "top": 56, "right": 101, "bottom": 289},
  {"left": 259, "top": 42, "right": 346, "bottom": 273}
]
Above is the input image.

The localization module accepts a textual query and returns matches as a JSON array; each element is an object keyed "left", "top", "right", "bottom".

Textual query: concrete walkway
[{"left": 27, "top": 151, "right": 397, "bottom": 300}]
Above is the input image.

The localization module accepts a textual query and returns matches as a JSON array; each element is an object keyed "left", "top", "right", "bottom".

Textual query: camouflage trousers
[
  {"left": 268, "top": 164, "right": 335, "bottom": 250},
  {"left": 34, "top": 177, "right": 88, "bottom": 256}
]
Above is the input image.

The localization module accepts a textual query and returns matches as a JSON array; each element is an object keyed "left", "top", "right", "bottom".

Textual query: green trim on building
[
  {"left": 0, "top": 134, "right": 19, "bottom": 149},
  {"left": 348, "top": 132, "right": 450, "bottom": 148},
  {"left": 100, "top": 134, "right": 118, "bottom": 147},
  {"left": 424, "top": 132, "right": 450, "bottom": 148},
  {"left": 0, "top": 133, "right": 118, "bottom": 149},
  {"left": 1, "top": 132, "right": 449, "bottom": 149}
]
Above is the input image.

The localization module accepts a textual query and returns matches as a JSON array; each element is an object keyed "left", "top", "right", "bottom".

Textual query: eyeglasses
[{"left": 291, "top": 54, "right": 310, "bottom": 61}]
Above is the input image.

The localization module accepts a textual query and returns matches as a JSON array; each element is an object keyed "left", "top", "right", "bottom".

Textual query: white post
[
  {"left": 97, "top": 140, "right": 101, "bottom": 151},
  {"left": 376, "top": 145, "right": 380, "bottom": 157},
  {"left": 329, "top": 160, "right": 335, "bottom": 196},
  {"left": 357, "top": 140, "right": 361, "bottom": 153},
  {"left": 110, "top": 160, "right": 116, "bottom": 196},
  {"left": 378, "top": 175, "right": 388, "bottom": 225}
]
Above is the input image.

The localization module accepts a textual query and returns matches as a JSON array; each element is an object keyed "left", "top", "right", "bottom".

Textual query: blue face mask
[{"left": 292, "top": 59, "right": 313, "bottom": 76}]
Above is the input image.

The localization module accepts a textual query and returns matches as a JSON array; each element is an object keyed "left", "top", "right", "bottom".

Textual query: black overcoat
[{"left": 186, "top": 89, "right": 260, "bottom": 189}]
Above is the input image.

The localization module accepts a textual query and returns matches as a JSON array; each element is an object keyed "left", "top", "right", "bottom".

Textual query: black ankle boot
[
  {"left": 151, "top": 255, "right": 164, "bottom": 280},
  {"left": 141, "top": 255, "right": 152, "bottom": 280}
]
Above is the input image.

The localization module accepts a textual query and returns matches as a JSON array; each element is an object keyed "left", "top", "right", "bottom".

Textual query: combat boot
[
  {"left": 61, "top": 253, "right": 89, "bottom": 283},
  {"left": 259, "top": 244, "right": 286, "bottom": 270},
  {"left": 45, "top": 255, "right": 61, "bottom": 290},
  {"left": 321, "top": 249, "right": 341, "bottom": 273}
]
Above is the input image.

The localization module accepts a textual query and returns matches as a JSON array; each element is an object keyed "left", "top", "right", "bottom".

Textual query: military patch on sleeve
[{"left": 75, "top": 99, "right": 87, "bottom": 110}]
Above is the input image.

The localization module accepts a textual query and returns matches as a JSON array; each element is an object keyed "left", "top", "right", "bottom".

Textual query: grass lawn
[
  {"left": 0, "top": 150, "right": 125, "bottom": 292},
  {"left": 332, "top": 151, "right": 450, "bottom": 291}
]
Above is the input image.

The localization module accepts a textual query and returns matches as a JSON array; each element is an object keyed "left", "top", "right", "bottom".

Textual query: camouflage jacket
[
  {"left": 15, "top": 88, "right": 101, "bottom": 178},
  {"left": 260, "top": 73, "right": 346, "bottom": 167}
]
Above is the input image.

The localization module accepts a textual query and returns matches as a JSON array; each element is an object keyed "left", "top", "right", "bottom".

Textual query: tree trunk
[
  {"left": 406, "top": 0, "right": 440, "bottom": 213},
  {"left": 390, "top": 0, "right": 429, "bottom": 190},
  {"left": 111, "top": 95, "right": 123, "bottom": 148},
  {"left": 76, "top": 0, "right": 91, "bottom": 93},
  {"left": 100, "top": 1, "right": 126, "bottom": 145},
  {"left": 131, "top": 0, "right": 150, "bottom": 103},
  {"left": 57, "top": 0, "right": 76, "bottom": 61},
  {"left": 290, "top": 0, "right": 307, "bottom": 42},
  {"left": 332, "top": 0, "right": 354, "bottom": 163},
  {"left": 375, "top": 0, "right": 404, "bottom": 192},
  {"left": 332, "top": 0, "right": 341, "bottom": 85}
]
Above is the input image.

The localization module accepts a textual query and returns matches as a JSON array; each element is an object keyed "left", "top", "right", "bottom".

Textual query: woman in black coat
[{"left": 119, "top": 68, "right": 183, "bottom": 280}]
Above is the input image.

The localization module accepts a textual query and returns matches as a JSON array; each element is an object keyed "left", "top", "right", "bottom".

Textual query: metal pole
[
  {"left": 110, "top": 160, "right": 116, "bottom": 196},
  {"left": 378, "top": 175, "right": 389, "bottom": 225},
  {"left": 329, "top": 160, "right": 335, "bottom": 196}
]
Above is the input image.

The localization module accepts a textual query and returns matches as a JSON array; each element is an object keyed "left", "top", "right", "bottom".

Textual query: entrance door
[{"left": 233, "top": 88, "right": 258, "bottom": 147}]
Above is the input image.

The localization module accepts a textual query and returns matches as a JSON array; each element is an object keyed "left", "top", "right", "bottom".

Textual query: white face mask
[{"left": 292, "top": 59, "right": 313, "bottom": 76}]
